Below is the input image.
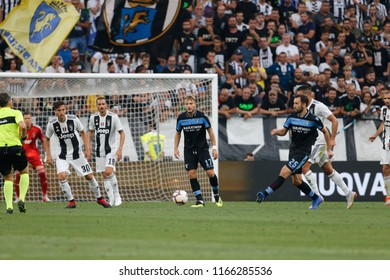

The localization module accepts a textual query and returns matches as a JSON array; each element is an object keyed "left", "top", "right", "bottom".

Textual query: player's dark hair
[
  {"left": 0, "top": 92, "right": 10, "bottom": 107},
  {"left": 53, "top": 100, "right": 66, "bottom": 111},
  {"left": 96, "top": 96, "right": 108, "bottom": 105},
  {"left": 296, "top": 84, "right": 312, "bottom": 94},
  {"left": 295, "top": 94, "right": 309, "bottom": 106},
  {"left": 23, "top": 111, "right": 32, "bottom": 116}
]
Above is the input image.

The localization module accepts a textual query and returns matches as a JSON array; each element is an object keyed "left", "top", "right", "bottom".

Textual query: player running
[
  {"left": 256, "top": 94, "right": 333, "bottom": 210},
  {"left": 298, "top": 84, "right": 357, "bottom": 209},
  {"left": 45, "top": 101, "right": 111, "bottom": 208},
  {"left": 174, "top": 95, "right": 222, "bottom": 207},
  {"left": 369, "top": 90, "right": 390, "bottom": 206},
  {"left": 88, "top": 97, "right": 125, "bottom": 206},
  {"left": 14, "top": 112, "right": 51, "bottom": 203}
]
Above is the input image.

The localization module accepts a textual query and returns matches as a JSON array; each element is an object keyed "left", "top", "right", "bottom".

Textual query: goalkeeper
[
  {"left": 0, "top": 92, "right": 29, "bottom": 214},
  {"left": 174, "top": 95, "right": 223, "bottom": 208}
]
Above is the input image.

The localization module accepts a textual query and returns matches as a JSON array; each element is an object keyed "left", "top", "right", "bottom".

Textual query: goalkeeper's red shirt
[{"left": 22, "top": 125, "right": 45, "bottom": 159}]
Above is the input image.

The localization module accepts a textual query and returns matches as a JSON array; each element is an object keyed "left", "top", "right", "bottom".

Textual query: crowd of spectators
[{"left": 1, "top": 0, "right": 390, "bottom": 123}]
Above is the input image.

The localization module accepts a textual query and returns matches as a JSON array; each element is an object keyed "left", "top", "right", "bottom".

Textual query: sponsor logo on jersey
[
  {"left": 58, "top": 133, "right": 75, "bottom": 139},
  {"left": 96, "top": 128, "right": 110, "bottom": 134}
]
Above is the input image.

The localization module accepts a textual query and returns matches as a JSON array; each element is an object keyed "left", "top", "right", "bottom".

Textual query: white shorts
[
  {"left": 56, "top": 156, "right": 93, "bottom": 177},
  {"left": 380, "top": 150, "right": 390, "bottom": 165},
  {"left": 96, "top": 152, "right": 117, "bottom": 173},
  {"left": 308, "top": 144, "right": 329, "bottom": 167}
]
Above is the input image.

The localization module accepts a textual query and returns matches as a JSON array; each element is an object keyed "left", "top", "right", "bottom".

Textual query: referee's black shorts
[
  {"left": 184, "top": 149, "right": 214, "bottom": 171},
  {"left": 0, "top": 146, "right": 28, "bottom": 176}
]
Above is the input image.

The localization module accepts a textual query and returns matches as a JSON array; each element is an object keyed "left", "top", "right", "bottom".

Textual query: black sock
[
  {"left": 209, "top": 175, "right": 219, "bottom": 201},
  {"left": 296, "top": 182, "right": 318, "bottom": 199},
  {"left": 269, "top": 176, "right": 286, "bottom": 192},
  {"left": 190, "top": 178, "right": 203, "bottom": 201}
]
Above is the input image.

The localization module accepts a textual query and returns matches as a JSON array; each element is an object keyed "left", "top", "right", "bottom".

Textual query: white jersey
[
  {"left": 307, "top": 99, "right": 333, "bottom": 145},
  {"left": 46, "top": 115, "right": 85, "bottom": 160},
  {"left": 380, "top": 106, "right": 390, "bottom": 151},
  {"left": 88, "top": 111, "right": 123, "bottom": 157}
]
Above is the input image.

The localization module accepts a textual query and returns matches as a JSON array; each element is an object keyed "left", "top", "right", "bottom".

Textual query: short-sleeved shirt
[
  {"left": 283, "top": 110, "right": 324, "bottom": 153},
  {"left": 0, "top": 107, "right": 23, "bottom": 147},
  {"left": 46, "top": 115, "right": 84, "bottom": 160},
  {"left": 307, "top": 99, "right": 333, "bottom": 145},
  {"left": 88, "top": 111, "right": 123, "bottom": 157},
  {"left": 176, "top": 110, "right": 211, "bottom": 150}
]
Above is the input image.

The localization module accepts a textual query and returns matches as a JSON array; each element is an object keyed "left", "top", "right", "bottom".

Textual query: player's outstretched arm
[
  {"left": 369, "top": 121, "right": 384, "bottom": 142},
  {"left": 271, "top": 127, "right": 288, "bottom": 136}
]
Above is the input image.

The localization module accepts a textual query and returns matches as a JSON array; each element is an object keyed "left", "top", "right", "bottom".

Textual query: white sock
[
  {"left": 329, "top": 170, "right": 351, "bottom": 196},
  {"left": 304, "top": 171, "right": 320, "bottom": 196},
  {"left": 109, "top": 174, "right": 119, "bottom": 194},
  {"left": 384, "top": 176, "right": 390, "bottom": 196},
  {"left": 87, "top": 177, "right": 101, "bottom": 198},
  {"left": 104, "top": 178, "right": 114, "bottom": 205},
  {"left": 59, "top": 180, "right": 74, "bottom": 201}
]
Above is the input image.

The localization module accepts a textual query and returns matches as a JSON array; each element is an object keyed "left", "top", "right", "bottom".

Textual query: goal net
[{"left": 0, "top": 73, "right": 218, "bottom": 203}]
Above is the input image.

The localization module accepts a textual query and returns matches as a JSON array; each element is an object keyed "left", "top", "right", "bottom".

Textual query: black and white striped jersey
[
  {"left": 380, "top": 106, "right": 390, "bottom": 151},
  {"left": 0, "top": 0, "right": 21, "bottom": 21},
  {"left": 46, "top": 115, "right": 84, "bottom": 160},
  {"left": 88, "top": 111, "right": 123, "bottom": 157}
]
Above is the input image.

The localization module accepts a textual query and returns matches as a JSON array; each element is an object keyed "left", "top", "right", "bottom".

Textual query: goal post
[{"left": 0, "top": 72, "right": 219, "bottom": 203}]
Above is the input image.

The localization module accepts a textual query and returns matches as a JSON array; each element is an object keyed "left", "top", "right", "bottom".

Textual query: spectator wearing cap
[
  {"left": 351, "top": 36, "right": 373, "bottom": 84},
  {"left": 222, "top": 16, "right": 244, "bottom": 60},
  {"left": 116, "top": 54, "right": 130, "bottom": 74},
  {"left": 329, "top": 59, "right": 341, "bottom": 79},
  {"left": 297, "top": 12, "right": 316, "bottom": 52},
  {"left": 371, "top": 34, "right": 390, "bottom": 80},
  {"left": 297, "top": 37, "right": 316, "bottom": 66},
  {"left": 266, "top": 52, "right": 294, "bottom": 92},
  {"left": 318, "top": 52, "right": 334, "bottom": 73},
  {"left": 228, "top": 49, "right": 248, "bottom": 89},
  {"left": 275, "top": 33, "right": 299, "bottom": 68}
]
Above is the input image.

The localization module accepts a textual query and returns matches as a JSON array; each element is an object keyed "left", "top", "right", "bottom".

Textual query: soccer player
[
  {"left": 369, "top": 90, "right": 390, "bottom": 206},
  {"left": 14, "top": 112, "right": 50, "bottom": 203},
  {"left": 256, "top": 94, "right": 333, "bottom": 210},
  {"left": 174, "top": 95, "right": 222, "bottom": 208},
  {"left": 0, "top": 92, "right": 28, "bottom": 214},
  {"left": 45, "top": 101, "right": 111, "bottom": 208},
  {"left": 298, "top": 85, "right": 357, "bottom": 209},
  {"left": 88, "top": 97, "right": 125, "bottom": 206}
]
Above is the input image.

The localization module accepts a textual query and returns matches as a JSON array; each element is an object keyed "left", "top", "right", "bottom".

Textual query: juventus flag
[{"left": 91, "top": 0, "right": 183, "bottom": 59}]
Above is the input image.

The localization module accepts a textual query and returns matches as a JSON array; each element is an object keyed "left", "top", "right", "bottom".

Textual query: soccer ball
[{"left": 172, "top": 190, "right": 188, "bottom": 205}]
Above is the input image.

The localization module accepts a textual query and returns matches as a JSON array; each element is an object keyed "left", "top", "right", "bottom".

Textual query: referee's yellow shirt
[{"left": 0, "top": 107, "right": 23, "bottom": 147}]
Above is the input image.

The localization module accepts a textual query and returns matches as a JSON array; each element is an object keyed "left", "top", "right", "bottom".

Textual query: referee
[{"left": 0, "top": 92, "right": 29, "bottom": 214}]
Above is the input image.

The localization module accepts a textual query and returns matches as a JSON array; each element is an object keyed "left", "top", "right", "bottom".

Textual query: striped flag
[
  {"left": 91, "top": 0, "right": 183, "bottom": 58},
  {"left": 0, "top": 0, "right": 79, "bottom": 72}
]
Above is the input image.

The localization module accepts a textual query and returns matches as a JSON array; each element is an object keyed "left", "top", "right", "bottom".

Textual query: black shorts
[
  {"left": 0, "top": 146, "right": 28, "bottom": 176},
  {"left": 184, "top": 149, "right": 214, "bottom": 171},
  {"left": 286, "top": 149, "right": 310, "bottom": 175}
]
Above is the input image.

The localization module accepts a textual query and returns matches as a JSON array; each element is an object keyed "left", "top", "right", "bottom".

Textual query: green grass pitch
[{"left": 0, "top": 201, "right": 389, "bottom": 260}]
